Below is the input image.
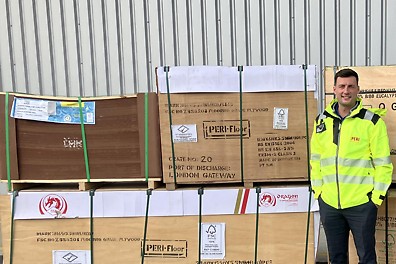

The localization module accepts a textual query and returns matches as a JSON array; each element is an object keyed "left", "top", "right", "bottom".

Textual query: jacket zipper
[{"left": 336, "top": 120, "right": 342, "bottom": 209}]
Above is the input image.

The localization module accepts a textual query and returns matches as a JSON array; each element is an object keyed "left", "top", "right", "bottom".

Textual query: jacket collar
[{"left": 325, "top": 97, "right": 362, "bottom": 119}]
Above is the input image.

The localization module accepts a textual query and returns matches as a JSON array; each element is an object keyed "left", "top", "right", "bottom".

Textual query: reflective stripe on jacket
[{"left": 310, "top": 98, "right": 393, "bottom": 209}]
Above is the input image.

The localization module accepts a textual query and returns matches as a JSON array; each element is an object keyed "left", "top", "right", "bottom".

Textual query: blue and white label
[{"left": 11, "top": 97, "right": 95, "bottom": 124}]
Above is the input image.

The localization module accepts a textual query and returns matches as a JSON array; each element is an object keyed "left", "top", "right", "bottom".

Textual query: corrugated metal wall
[{"left": 0, "top": 0, "right": 395, "bottom": 97}]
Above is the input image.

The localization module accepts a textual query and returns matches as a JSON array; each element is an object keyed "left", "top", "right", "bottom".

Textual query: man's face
[{"left": 333, "top": 76, "right": 360, "bottom": 108}]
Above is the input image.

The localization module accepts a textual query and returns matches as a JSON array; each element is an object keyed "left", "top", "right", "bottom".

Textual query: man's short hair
[{"left": 334, "top": 68, "right": 359, "bottom": 85}]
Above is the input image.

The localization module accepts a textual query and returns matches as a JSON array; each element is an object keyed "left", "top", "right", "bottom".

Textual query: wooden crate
[
  {"left": 0, "top": 195, "right": 317, "bottom": 264},
  {"left": 0, "top": 93, "right": 162, "bottom": 183}
]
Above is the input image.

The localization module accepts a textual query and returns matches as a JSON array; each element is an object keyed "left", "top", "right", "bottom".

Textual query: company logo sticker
[
  {"left": 53, "top": 250, "right": 90, "bottom": 264},
  {"left": 39, "top": 194, "right": 68, "bottom": 218},
  {"left": 259, "top": 192, "right": 277, "bottom": 207},
  {"left": 259, "top": 192, "right": 300, "bottom": 208},
  {"left": 203, "top": 120, "right": 250, "bottom": 139},
  {"left": 273, "top": 107, "right": 289, "bottom": 130},
  {"left": 201, "top": 223, "right": 226, "bottom": 259},
  {"left": 171, "top": 124, "right": 197, "bottom": 143}
]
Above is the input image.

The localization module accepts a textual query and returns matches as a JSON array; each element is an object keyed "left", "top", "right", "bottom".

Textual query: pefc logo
[
  {"left": 39, "top": 194, "right": 68, "bottom": 218},
  {"left": 259, "top": 192, "right": 277, "bottom": 207}
]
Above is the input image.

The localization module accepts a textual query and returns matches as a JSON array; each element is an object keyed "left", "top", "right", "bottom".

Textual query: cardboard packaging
[
  {"left": 0, "top": 186, "right": 318, "bottom": 263},
  {"left": 324, "top": 66, "right": 396, "bottom": 181},
  {"left": 375, "top": 191, "right": 396, "bottom": 264},
  {"left": 0, "top": 93, "right": 162, "bottom": 182},
  {"left": 157, "top": 66, "right": 318, "bottom": 186}
]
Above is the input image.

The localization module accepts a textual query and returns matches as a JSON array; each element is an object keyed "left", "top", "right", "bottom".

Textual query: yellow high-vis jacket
[{"left": 310, "top": 98, "right": 393, "bottom": 209}]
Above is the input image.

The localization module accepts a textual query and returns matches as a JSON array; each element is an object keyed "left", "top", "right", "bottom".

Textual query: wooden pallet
[
  {"left": 165, "top": 180, "right": 244, "bottom": 191},
  {"left": 242, "top": 179, "right": 310, "bottom": 189},
  {"left": 165, "top": 179, "right": 310, "bottom": 191},
  {"left": 0, "top": 178, "right": 163, "bottom": 192}
]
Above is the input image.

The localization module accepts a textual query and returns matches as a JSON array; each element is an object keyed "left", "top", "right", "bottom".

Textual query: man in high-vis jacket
[{"left": 310, "top": 68, "right": 393, "bottom": 264}]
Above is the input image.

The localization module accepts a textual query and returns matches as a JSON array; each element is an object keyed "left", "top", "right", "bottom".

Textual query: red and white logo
[
  {"left": 259, "top": 192, "right": 277, "bottom": 207},
  {"left": 39, "top": 194, "right": 68, "bottom": 218}
]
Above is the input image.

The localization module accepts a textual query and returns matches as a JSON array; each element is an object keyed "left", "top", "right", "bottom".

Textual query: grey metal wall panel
[{"left": 1, "top": 0, "right": 396, "bottom": 97}]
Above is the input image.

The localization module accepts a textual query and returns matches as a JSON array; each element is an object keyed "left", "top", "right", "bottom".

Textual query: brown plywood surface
[
  {"left": 158, "top": 91, "right": 317, "bottom": 185},
  {"left": 0, "top": 93, "right": 162, "bottom": 181}
]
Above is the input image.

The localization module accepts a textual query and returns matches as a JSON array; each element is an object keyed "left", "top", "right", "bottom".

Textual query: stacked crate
[
  {"left": 0, "top": 187, "right": 318, "bottom": 263},
  {"left": 0, "top": 93, "right": 163, "bottom": 191},
  {"left": 156, "top": 65, "right": 318, "bottom": 189}
]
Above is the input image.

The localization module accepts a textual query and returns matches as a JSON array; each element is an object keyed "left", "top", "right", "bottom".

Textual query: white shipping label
[
  {"left": 201, "top": 223, "right": 226, "bottom": 259},
  {"left": 171, "top": 124, "right": 198, "bottom": 143},
  {"left": 53, "top": 250, "right": 91, "bottom": 264},
  {"left": 11, "top": 97, "right": 96, "bottom": 124},
  {"left": 273, "top": 107, "right": 289, "bottom": 130}
]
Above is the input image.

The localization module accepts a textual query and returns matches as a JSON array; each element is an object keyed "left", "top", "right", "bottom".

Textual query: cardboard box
[
  {"left": 0, "top": 93, "right": 162, "bottom": 182},
  {"left": 157, "top": 66, "right": 318, "bottom": 185},
  {"left": 375, "top": 190, "right": 396, "bottom": 263},
  {"left": 324, "top": 66, "right": 396, "bottom": 181},
  {"left": 0, "top": 187, "right": 318, "bottom": 263}
]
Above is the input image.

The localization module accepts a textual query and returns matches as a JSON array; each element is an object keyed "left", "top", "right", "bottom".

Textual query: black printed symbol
[
  {"left": 178, "top": 125, "right": 189, "bottom": 133},
  {"left": 62, "top": 253, "right": 78, "bottom": 262},
  {"left": 277, "top": 109, "right": 286, "bottom": 118},
  {"left": 206, "top": 225, "right": 217, "bottom": 234}
]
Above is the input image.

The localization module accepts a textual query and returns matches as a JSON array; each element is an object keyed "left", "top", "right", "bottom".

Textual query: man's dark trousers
[{"left": 319, "top": 197, "right": 378, "bottom": 264}]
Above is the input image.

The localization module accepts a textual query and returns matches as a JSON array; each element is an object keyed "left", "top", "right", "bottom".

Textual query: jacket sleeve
[
  {"left": 310, "top": 119, "right": 323, "bottom": 200},
  {"left": 370, "top": 118, "right": 393, "bottom": 206}
]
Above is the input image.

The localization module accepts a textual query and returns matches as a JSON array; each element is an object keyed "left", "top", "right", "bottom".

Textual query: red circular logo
[
  {"left": 259, "top": 192, "right": 277, "bottom": 207},
  {"left": 39, "top": 194, "right": 68, "bottom": 217}
]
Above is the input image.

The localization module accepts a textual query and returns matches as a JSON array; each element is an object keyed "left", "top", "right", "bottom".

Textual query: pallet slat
[{"left": 1, "top": 178, "right": 163, "bottom": 192}]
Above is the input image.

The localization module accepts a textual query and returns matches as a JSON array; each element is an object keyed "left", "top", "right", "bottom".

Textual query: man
[{"left": 310, "top": 68, "right": 393, "bottom": 263}]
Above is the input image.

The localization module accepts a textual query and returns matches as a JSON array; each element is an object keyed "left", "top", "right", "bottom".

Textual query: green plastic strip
[
  {"left": 9, "top": 191, "right": 17, "bottom": 264},
  {"left": 5, "top": 92, "right": 11, "bottom": 191},
  {"left": 164, "top": 67, "right": 177, "bottom": 186},
  {"left": 197, "top": 188, "right": 204, "bottom": 264},
  {"left": 78, "top": 97, "right": 91, "bottom": 182},
  {"left": 89, "top": 190, "right": 95, "bottom": 264},
  {"left": 254, "top": 187, "right": 261, "bottom": 263},
  {"left": 141, "top": 189, "right": 152, "bottom": 264},
  {"left": 238, "top": 66, "right": 244, "bottom": 183},
  {"left": 302, "top": 64, "right": 311, "bottom": 264},
  {"left": 144, "top": 93, "right": 149, "bottom": 181},
  {"left": 303, "top": 65, "right": 311, "bottom": 183}
]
